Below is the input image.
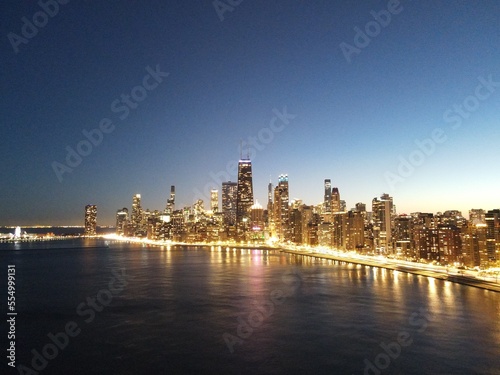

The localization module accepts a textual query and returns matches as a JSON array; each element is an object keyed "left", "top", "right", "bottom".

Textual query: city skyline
[
  {"left": 2, "top": 159, "right": 500, "bottom": 227},
  {"left": 2, "top": 3, "right": 499, "bottom": 374},
  {"left": 93, "top": 159, "right": 498, "bottom": 268},
  {"left": 1, "top": 1, "right": 499, "bottom": 225}
]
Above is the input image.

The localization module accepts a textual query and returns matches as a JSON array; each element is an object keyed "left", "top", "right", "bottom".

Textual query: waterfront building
[
  {"left": 393, "top": 215, "right": 412, "bottom": 258},
  {"left": 372, "top": 193, "right": 394, "bottom": 254},
  {"left": 131, "top": 194, "right": 144, "bottom": 236},
  {"left": 84, "top": 204, "right": 97, "bottom": 236},
  {"left": 236, "top": 159, "right": 254, "bottom": 239},
  {"left": 116, "top": 208, "right": 129, "bottom": 235},
  {"left": 485, "top": 209, "right": 500, "bottom": 264},
  {"left": 222, "top": 181, "right": 238, "bottom": 226},
  {"left": 462, "top": 223, "right": 487, "bottom": 267},
  {"left": 274, "top": 174, "right": 290, "bottom": 241}
]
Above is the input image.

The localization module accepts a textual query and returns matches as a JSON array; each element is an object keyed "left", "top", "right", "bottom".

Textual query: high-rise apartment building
[
  {"left": 131, "top": 194, "right": 143, "bottom": 236},
  {"left": 116, "top": 207, "right": 129, "bottom": 235},
  {"left": 463, "top": 222, "right": 487, "bottom": 267},
  {"left": 411, "top": 213, "right": 438, "bottom": 261},
  {"left": 210, "top": 189, "right": 219, "bottom": 213},
  {"left": 346, "top": 210, "right": 365, "bottom": 251},
  {"left": 372, "top": 193, "right": 394, "bottom": 254},
  {"left": 274, "top": 174, "right": 290, "bottom": 241},
  {"left": 222, "top": 181, "right": 238, "bottom": 225},
  {"left": 485, "top": 209, "right": 500, "bottom": 264},
  {"left": 84, "top": 204, "right": 97, "bottom": 236},
  {"left": 332, "top": 187, "right": 341, "bottom": 213},
  {"left": 324, "top": 179, "right": 332, "bottom": 213},
  {"left": 236, "top": 159, "right": 254, "bottom": 237},
  {"left": 250, "top": 201, "right": 264, "bottom": 231},
  {"left": 393, "top": 215, "right": 411, "bottom": 258},
  {"left": 267, "top": 180, "right": 273, "bottom": 214},
  {"left": 437, "top": 224, "right": 462, "bottom": 264}
]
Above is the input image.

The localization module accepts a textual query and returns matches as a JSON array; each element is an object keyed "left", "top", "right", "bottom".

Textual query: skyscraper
[
  {"left": 236, "top": 159, "right": 254, "bottom": 236},
  {"left": 222, "top": 181, "right": 238, "bottom": 225},
  {"left": 274, "top": 174, "right": 290, "bottom": 241},
  {"left": 210, "top": 189, "right": 219, "bottom": 213},
  {"left": 265, "top": 179, "right": 274, "bottom": 229},
  {"left": 332, "top": 187, "right": 341, "bottom": 212},
  {"left": 324, "top": 179, "right": 332, "bottom": 213},
  {"left": 485, "top": 209, "right": 500, "bottom": 264},
  {"left": 116, "top": 207, "right": 129, "bottom": 235},
  {"left": 250, "top": 201, "right": 264, "bottom": 230},
  {"left": 372, "top": 193, "right": 394, "bottom": 254},
  {"left": 131, "top": 194, "right": 143, "bottom": 235},
  {"left": 166, "top": 186, "right": 175, "bottom": 214},
  {"left": 267, "top": 179, "right": 273, "bottom": 213},
  {"left": 84, "top": 205, "right": 97, "bottom": 236}
]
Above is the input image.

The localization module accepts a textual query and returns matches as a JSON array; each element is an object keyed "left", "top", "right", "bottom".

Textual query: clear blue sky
[{"left": 1, "top": 0, "right": 499, "bottom": 225}]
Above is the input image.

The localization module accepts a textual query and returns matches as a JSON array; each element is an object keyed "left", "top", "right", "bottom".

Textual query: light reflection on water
[{"left": 1, "top": 240, "right": 498, "bottom": 375}]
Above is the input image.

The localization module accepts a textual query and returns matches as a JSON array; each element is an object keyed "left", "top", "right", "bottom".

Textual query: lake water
[{"left": 1, "top": 239, "right": 499, "bottom": 374}]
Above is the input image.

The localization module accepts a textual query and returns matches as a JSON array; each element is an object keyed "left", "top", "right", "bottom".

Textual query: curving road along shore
[{"left": 280, "top": 248, "right": 500, "bottom": 293}]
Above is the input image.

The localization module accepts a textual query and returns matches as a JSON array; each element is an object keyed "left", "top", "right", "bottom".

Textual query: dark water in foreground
[{"left": 1, "top": 239, "right": 499, "bottom": 374}]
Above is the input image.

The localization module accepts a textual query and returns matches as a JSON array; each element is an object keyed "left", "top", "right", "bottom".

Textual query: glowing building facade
[
  {"left": 84, "top": 204, "right": 97, "bottom": 236},
  {"left": 236, "top": 159, "right": 254, "bottom": 238},
  {"left": 222, "top": 181, "right": 238, "bottom": 225}
]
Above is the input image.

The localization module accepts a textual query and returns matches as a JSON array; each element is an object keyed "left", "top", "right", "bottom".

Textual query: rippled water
[{"left": 1, "top": 239, "right": 499, "bottom": 374}]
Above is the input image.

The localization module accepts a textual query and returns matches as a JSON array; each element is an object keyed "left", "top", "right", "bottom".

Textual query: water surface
[{"left": 1, "top": 239, "right": 498, "bottom": 374}]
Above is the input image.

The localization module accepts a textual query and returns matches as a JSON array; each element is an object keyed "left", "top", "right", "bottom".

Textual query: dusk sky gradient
[{"left": 1, "top": 0, "right": 499, "bottom": 226}]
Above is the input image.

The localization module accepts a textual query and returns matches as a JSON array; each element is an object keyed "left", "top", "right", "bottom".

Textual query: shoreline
[
  {"left": 102, "top": 235, "right": 500, "bottom": 293},
  {"left": 279, "top": 248, "right": 500, "bottom": 293},
  {"left": 13, "top": 234, "right": 497, "bottom": 293}
]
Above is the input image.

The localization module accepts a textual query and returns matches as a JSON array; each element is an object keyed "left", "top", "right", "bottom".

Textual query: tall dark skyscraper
[
  {"left": 236, "top": 159, "right": 254, "bottom": 231},
  {"left": 222, "top": 181, "right": 238, "bottom": 225},
  {"left": 268, "top": 179, "right": 273, "bottom": 213},
  {"left": 166, "top": 186, "right": 175, "bottom": 214},
  {"left": 324, "top": 179, "right": 332, "bottom": 213},
  {"left": 84, "top": 204, "right": 97, "bottom": 236},
  {"left": 485, "top": 209, "right": 500, "bottom": 263},
  {"left": 332, "top": 187, "right": 341, "bottom": 212}
]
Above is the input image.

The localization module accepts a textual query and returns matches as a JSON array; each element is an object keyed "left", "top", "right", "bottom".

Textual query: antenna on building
[{"left": 239, "top": 139, "right": 242, "bottom": 160}]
